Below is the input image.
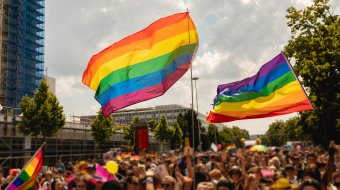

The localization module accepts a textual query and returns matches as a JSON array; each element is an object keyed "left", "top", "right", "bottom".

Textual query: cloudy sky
[{"left": 44, "top": 0, "right": 338, "bottom": 135}]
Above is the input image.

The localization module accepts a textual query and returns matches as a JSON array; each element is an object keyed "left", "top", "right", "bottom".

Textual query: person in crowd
[
  {"left": 228, "top": 166, "right": 243, "bottom": 190},
  {"left": 160, "top": 175, "right": 176, "bottom": 190},
  {"left": 285, "top": 165, "right": 299, "bottom": 185},
  {"left": 51, "top": 178, "right": 67, "bottom": 190},
  {"left": 41, "top": 170, "right": 54, "bottom": 190},
  {"left": 0, "top": 167, "right": 5, "bottom": 188},
  {"left": 332, "top": 171, "right": 340, "bottom": 190},
  {"left": 2, "top": 141, "right": 340, "bottom": 190},
  {"left": 126, "top": 175, "right": 139, "bottom": 190},
  {"left": 298, "top": 179, "right": 322, "bottom": 190},
  {"left": 217, "top": 178, "right": 234, "bottom": 190}
]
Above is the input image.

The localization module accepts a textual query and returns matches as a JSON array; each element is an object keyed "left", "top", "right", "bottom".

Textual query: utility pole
[{"left": 192, "top": 77, "right": 201, "bottom": 151}]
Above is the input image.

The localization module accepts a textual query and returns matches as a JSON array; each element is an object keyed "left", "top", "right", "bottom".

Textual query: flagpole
[
  {"left": 281, "top": 51, "right": 314, "bottom": 109},
  {"left": 5, "top": 142, "right": 46, "bottom": 190},
  {"left": 186, "top": 10, "right": 195, "bottom": 152},
  {"left": 186, "top": 9, "right": 197, "bottom": 190}
]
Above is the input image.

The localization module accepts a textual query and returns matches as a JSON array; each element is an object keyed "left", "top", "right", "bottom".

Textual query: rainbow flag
[
  {"left": 6, "top": 145, "right": 44, "bottom": 190},
  {"left": 82, "top": 12, "right": 199, "bottom": 116},
  {"left": 146, "top": 153, "right": 157, "bottom": 158},
  {"left": 226, "top": 144, "right": 237, "bottom": 153},
  {"left": 207, "top": 53, "right": 313, "bottom": 123}
]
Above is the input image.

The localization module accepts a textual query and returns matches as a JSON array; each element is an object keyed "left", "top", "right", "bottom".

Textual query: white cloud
[
  {"left": 45, "top": 0, "right": 324, "bottom": 134},
  {"left": 56, "top": 76, "right": 85, "bottom": 98}
]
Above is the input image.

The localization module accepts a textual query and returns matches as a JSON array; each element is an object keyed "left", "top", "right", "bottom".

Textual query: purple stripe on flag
[
  {"left": 217, "top": 53, "right": 286, "bottom": 94},
  {"left": 7, "top": 184, "right": 16, "bottom": 190}
]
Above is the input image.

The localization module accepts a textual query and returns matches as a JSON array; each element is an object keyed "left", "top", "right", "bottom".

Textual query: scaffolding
[{"left": 0, "top": 0, "right": 44, "bottom": 109}]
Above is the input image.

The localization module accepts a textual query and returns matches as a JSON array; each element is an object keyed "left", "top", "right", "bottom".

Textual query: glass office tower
[{"left": 0, "top": 0, "right": 44, "bottom": 110}]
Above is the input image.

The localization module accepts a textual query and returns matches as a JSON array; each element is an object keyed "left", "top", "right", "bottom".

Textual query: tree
[
  {"left": 19, "top": 79, "right": 65, "bottom": 140},
  {"left": 265, "top": 120, "right": 286, "bottom": 146},
  {"left": 154, "top": 115, "right": 171, "bottom": 143},
  {"left": 123, "top": 116, "right": 140, "bottom": 146},
  {"left": 284, "top": 0, "right": 340, "bottom": 146},
  {"left": 90, "top": 108, "right": 115, "bottom": 149},
  {"left": 177, "top": 113, "right": 189, "bottom": 137},
  {"left": 181, "top": 110, "right": 201, "bottom": 150},
  {"left": 148, "top": 120, "right": 158, "bottom": 133},
  {"left": 170, "top": 121, "right": 183, "bottom": 149},
  {"left": 282, "top": 116, "right": 306, "bottom": 141},
  {"left": 207, "top": 124, "right": 219, "bottom": 145},
  {"left": 230, "top": 126, "right": 250, "bottom": 147},
  {"left": 219, "top": 127, "right": 234, "bottom": 146}
]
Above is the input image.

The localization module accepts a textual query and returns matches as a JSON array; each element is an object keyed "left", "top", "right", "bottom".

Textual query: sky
[{"left": 44, "top": 0, "right": 339, "bottom": 135}]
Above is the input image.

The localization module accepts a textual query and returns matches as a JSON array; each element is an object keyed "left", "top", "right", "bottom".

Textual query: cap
[{"left": 271, "top": 178, "right": 298, "bottom": 189}]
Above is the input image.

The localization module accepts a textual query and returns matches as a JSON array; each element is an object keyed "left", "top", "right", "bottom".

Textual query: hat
[
  {"left": 271, "top": 178, "right": 298, "bottom": 189},
  {"left": 78, "top": 161, "right": 89, "bottom": 169}
]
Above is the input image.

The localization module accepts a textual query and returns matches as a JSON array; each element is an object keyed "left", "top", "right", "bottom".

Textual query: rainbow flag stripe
[
  {"left": 7, "top": 147, "right": 43, "bottom": 190},
  {"left": 226, "top": 144, "right": 237, "bottom": 153},
  {"left": 82, "top": 12, "right": 199, "bottom": 116},
  {"left": 207, "top": 53, "right": 313, "bottom": 123}
]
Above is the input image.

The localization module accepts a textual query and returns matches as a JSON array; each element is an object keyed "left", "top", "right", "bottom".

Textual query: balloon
[
  {"left": 105, "top": 161, "right": 118, "bottom": 174},
  {"left": 240, "top": 138, "right": 245, "bottom": 144},
  {"left": 256, "top": 138, "right": 261, "bottom": 145},
  {"left": 217, "top": 144, "right": 223, "bottom": 150}
]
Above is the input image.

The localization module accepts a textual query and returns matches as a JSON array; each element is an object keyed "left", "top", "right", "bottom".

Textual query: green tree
[
  {"left": 219, "top": 126, "right": 234, "bottom": 146},
  {"left": 148, "top": 120, "right": 158, "bottom": 133},
  {"left": 182, "top": 110, "right": 201, "bottom": 150},
  {"left": 265, "top": 120, "right": 286, "bottom": 146},
  {"left": 170, "top": 121, "right": 183, "bottom": 149},
  {"left": 19, "top": 80, "right": 65, "bottom": 140},
  {"left": 177, "top": 113, "right": 189, "bottom": 137},
  {"left": 91, "top": 108, "right": 115, "bottom": 149},
  {"left": 123, "top": 116, "right": 140, "bottom": 146},
  {"left": 154, "top": 115, "right": 171, "bottom": 143},
  {"left": 284, "top": 0, "right": 340, "bottom": 146},
  {"left": 207, "top": 124, "right": 219, "bottom": 145},
  {"left": 231, "top": 126, "right": 250, "bottom": 147},
  {"left": 282, "top": 116, "right": 307, "bottom": 142}
]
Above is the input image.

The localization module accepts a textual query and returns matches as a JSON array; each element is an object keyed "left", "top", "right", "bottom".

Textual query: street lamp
[{"left": 192, "top": 77, "right": 201, "bottom": 151}]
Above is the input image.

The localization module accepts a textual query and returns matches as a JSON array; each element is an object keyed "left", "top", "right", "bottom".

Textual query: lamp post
[{"left": 192, "top": 77, "right": 201, "bottom": 151}]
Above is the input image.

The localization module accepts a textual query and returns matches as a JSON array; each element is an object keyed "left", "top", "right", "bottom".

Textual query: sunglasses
[
  {"left": 161, "top": 183, "right": 172, "bottom": 188},
  {"left": 334, "top": 183, "right": 340, "bottom": 187}
]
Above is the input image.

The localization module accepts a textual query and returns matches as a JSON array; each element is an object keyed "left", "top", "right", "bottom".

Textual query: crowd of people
[{"left": 0, "top": 141, "right": 339, "bottom": 190}]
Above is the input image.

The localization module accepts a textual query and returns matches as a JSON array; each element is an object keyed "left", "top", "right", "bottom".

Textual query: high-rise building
[{"left": 0, "top": 0, "right": 45, "bottom": 109}]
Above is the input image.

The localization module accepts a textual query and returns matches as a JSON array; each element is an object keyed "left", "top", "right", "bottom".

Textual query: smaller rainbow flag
[
  {"left": 130, "top": 155, "right": 142, "bottom": 161},
  {"left": 146, "top": 153, "right": 157, "bottom": 158},
  {"left": 226, "top": 144, "right": 237, "bottom": 153},
  {"left": 120, "top": 152, "right": 132, "bottom": 160},
  {"left": 207, "top": 53, "right": 313, "bottom": 123},
  {"left": 6, "top": 145, "right": 44, "bottom": 190}
]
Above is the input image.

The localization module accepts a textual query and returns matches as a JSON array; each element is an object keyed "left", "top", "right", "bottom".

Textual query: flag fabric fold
[
  {"left": 6, "top": 145, "right": 44, "bottom": 190},
  {"left": 95, "top": 164, "right": 114, "bottom": 182},
  {"left": 82, "top": 12, "right": 199, "bottom": 116},
  {"left": 207, "top": 53, "right": 313, "bottom": 123}
]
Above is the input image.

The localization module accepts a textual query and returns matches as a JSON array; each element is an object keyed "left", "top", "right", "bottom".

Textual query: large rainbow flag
[
  {"left": 82, "top": 12, "right": 199, "bottom": 116},
  {"left": 207, "top": 53, "right": 313, "bottom": 123},
  {"left": 6, "top": 145, "right": 44, "bottom": 190}
]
